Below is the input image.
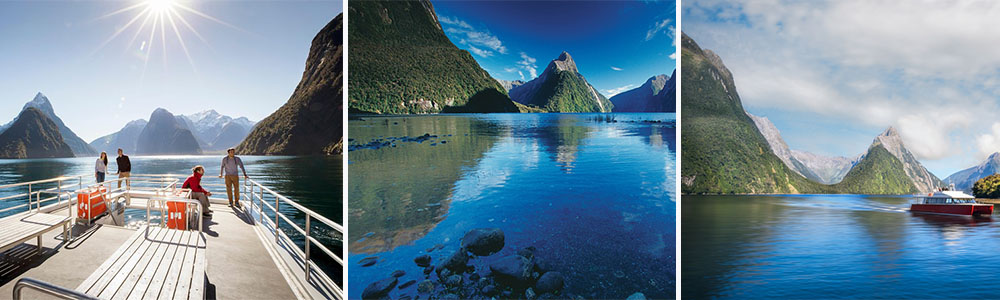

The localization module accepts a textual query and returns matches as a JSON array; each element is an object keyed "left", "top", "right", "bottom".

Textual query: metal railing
[
  {"left": 242, "top": 177, "right": 343, "bottom": 291},
  {"left": 12, "top": 277, "right": 97, "bottom": 300}
]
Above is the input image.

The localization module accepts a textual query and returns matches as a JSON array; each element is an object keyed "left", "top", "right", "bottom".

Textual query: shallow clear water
[
  {"left": 0, "top": 155, "right": 343, "bottom": 282},
  {"left": 348, "top": 113, "right": 676, "bottom": 299},
  {"left": 683, "top": 194, "right": 1000, "bottom": 299}
]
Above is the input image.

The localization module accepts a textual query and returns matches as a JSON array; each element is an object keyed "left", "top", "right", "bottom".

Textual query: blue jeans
[{"left": 96, "top": 172, "right": 105, "bottom": 184}]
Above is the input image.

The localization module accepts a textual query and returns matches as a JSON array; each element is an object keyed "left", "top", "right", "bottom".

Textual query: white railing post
[{"left": 305, "top": 214, "right": 311, "bottom": 281}]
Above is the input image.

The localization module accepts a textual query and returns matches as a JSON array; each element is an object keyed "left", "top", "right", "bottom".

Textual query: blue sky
[
  {"left": 0, "top": 0, "right": 341, "bottom": 141},
  {"left": 684, "top": 0, "right": 1000, "bottom": 178},
  {"left": 433, "top": 0, "right": 676, "bottom": 98}
]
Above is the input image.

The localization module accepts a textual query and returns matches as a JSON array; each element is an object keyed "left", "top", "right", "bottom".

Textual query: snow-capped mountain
[{"left": 176, "top": 110, "right": 256, "bottom": 151}]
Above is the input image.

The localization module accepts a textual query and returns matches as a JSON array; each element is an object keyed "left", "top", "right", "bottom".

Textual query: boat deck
[{"left": 0, "top": 204, "right": 298, "bottom": 300}]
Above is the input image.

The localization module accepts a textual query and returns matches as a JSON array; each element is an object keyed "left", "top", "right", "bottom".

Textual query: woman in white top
[{"left": 96, "top": 152, "right": 108, "bottom": 185}]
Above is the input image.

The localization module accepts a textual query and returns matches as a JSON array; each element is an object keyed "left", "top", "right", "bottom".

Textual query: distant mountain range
[
  {"left": 509, "top": 51, "right": 613, "bottom": 112},
  {"left": 1, "top": 93, "right": 96, "bottom": 156},
  {"left": 610, "top": 72, "right": 676, "bottom": 112},
  {"left": 681, "top": 32, "right": 941, "bottom": 195},
  {"left": 90, "top": 109, "right": 254, "bottom": 155},
  {"left": 944, "top": 152, "right": 1000, "bottom": 192},
  {"left": 348, "top": 0, "right": 519, "bottom": 114},
  {"left": 136, "top": 108, "right": 202, "bottom": 155},
  {"left": 238, "top": 13, "right": 344, "bottom": 155},
  {"left": 0, "top": 107, "right": 74, "bottom": 159}
]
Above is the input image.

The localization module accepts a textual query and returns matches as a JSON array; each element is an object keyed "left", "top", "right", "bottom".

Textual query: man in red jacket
[{"left": 183, "top": 165, "right": 213, "bottom": 217}]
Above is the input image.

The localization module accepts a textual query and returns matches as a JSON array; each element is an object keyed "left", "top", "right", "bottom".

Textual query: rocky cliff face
[
  {"left": 944, "top": 152, "right": 1000, "bottom": 192},
  {"left": 747, "top": 113, "right": 824, "bottom": 182},
  {"left": 508, "top": 52, "right": 612, "bottom": 112},
  {"left": 1, "top": 93, "right": 97, "bottom": 156},
  {"left": 790, "top": 150, "right": 858, "bottom": 184},
  {"left": 611, "top": 72, "right": 676, "bottom": 112},
  {"left": 0, "top": 107, "right": 74, "bottom": 159},
  {"left": 136, "top": 108, "right": 202, "bottom": 155},
  {"left": 236, "top": 13, "right": 344, "bottom": 155}
]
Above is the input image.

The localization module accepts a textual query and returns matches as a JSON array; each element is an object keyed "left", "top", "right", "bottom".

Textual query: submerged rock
[
  {"left": 526, "top": 288, "right": 537, "bottom": 300},
  {"left": 626, "top": 292, "right": 647, "bottom": 300},
  {"left": 414, "top": 254, "right": 432, "bottom": 267},
  {"left": 489, "top": 255, "right": 533, "bottom": 284},
  {"left": 423, "top": 266, "right": 434, "bottom": 275},
  {"left": 417, "top": 280, "right": 435, "bottom": 294},
  {"left": 461, "top": 228, "right": 505, "bottom": 256},
  {"left": 445, "top": 274, "right": 463, "bottom": 287},
  {"left": 535, "top": 271, "right": 564, "bottom": 293},
  {"left": 391, "top": 270, "right": 406, "bottom": 278},
  {"left": 359, "top": 256, "right": 378, "bottom": 267},
  {"left": 361, "top": 277, "right": 397, "bottom": 299},
  {"left": 399, "top": 280, "right": 416, "bottom": 289},
  {"left": 437, "top": 250, "right": 469, "bottom": 274}
]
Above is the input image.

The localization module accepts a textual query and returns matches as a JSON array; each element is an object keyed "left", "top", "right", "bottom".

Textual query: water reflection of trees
[{"left": 348, "top": 116, "right": 504, "bottom": 254}]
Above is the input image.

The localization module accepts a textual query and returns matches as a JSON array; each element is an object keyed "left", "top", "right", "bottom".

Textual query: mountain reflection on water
[{"left": 348, "top": 113, "right": 676, "bottom": 299}]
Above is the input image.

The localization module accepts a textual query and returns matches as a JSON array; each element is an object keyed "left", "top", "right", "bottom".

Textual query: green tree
[{"left": 972, "top": 174, "right": 1000, "bottom": 198}]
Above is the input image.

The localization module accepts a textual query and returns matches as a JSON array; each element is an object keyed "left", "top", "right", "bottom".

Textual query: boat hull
[{"left": 910, "top": 204, "right": 994, "bottom": 216}]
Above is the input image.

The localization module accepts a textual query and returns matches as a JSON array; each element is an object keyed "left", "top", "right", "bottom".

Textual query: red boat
[{"left": 910, "top": 190, "right": 993, "bottom": 216}]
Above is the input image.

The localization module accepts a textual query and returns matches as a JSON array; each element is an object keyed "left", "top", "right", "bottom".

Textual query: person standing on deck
[
  {"left": 95, "top": 152, "right": 108, "bottom": 186},
  {"left": 116, "top": 149, "right": 132, "bottom": 189},
  {"left": 184, "top": 165, "right": 213, "bottom": 217},
  {"left": 219, "top": 148, "right": 248, "bottom": 208}
]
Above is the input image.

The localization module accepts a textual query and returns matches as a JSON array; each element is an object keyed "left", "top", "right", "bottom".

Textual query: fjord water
[
  {"left": 684, "top": 195, "right": 1000, "bottom": 299},
  {"left": 0, "top": 155, "right": 343, "bottom": 281},
  {"left": 348, "top": 113, "right": 676, "bottom": 299}
]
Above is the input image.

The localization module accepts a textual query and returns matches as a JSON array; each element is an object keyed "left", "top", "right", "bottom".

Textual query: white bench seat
[
  {"left": 0, "top": 212, "right": 71, "bottom": 254},
  {"left": 76, "top": 226, "right": 206, "bottom": 300}
]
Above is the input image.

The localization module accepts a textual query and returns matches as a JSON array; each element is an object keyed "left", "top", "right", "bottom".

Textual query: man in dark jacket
[{"left": 116, "top": 148, "right": 132, "bottom": 189}]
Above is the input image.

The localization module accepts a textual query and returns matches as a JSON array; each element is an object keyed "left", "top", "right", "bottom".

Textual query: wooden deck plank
[
  {"left": 157, "top": 230, "right": 193, "bottom": 300},
  {"left": 188, "top": 232, "right": 206, "bottom": 300},
  {"left": 173, "top": 230, "right": 198, "bottom": 300},
  {"left": 137, "top": 227, "right": 184, "bottom": 300},
  {"left": 76, "top": 226, "right": 147, "bottom": 293},
  {"left": 112, "top": 228, "right": 178, "bottom": 300},
  {"left": 0, "top": 213, "right": 70, "bottom": 254},
  {"left": 97, "top": 227, "right": 170, "bottom": 299}
]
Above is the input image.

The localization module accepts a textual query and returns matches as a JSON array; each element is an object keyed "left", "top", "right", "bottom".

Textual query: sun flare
[{"left": 92, "top": 0, "right": 245, "bottom": 78}]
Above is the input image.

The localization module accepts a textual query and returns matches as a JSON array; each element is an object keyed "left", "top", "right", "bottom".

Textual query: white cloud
[
  {"left": 604, "top": 84, "right": 638, "bottom": 97},
  {"left": 977, "top": 123, "right": 1000, "bottom": 160},
  {"left": 683, "top": 0, "right": 1000, "bottom": 163},
  {"left": 518, "top": 52, "right": 538, "bottom": 79},
  {"left": 518, "top": 71, "right": 525, "bottom": 80},
  {"left": 669, "top": 53, "right": 676, "bottom": 60},
  {"left": 645, "top": 18, "right": 672, "bottom": 41},
  {"left": 467, "top": 46, "right": 492, "bottom": 57},
  {"left": 440, "top": 15, "right": 506, "bottom": 57},
  {"left": 503, "top": 67, "right": 518, "bottom": 73},
  {"left": 611, "top": 66, "right": 624, "bottom": 71}
]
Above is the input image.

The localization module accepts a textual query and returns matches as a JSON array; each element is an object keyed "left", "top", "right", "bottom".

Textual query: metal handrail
[
  {"left": 242, "top": 177, "right": 343, "bottom": 286},
  {"left": 12, "top": 277, "right": 97, "bottom": 300}
]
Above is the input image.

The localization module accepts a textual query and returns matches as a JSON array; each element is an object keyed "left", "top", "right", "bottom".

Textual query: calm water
[
  {"left": 0, "top": 155, "right": 343, "bottom": 282},
  {"left": 348, "top": 113, "right": 676, "bottom": 299},
  {"left": 683, "top": 194, "right": 1000, "bottom": 299}
]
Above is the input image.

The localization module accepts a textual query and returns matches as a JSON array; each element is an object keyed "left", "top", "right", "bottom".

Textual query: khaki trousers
[
  {"left": 118, "top": 172, "right": 131, "bottom": 189},
  {"left": 225, "top": 175, "right": 240, "bottom": 204},
  {"left": 191, "top": 192, "right": 211, "bottom": 213}
]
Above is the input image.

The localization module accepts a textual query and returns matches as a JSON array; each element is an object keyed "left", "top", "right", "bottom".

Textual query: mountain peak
[
  {"left": 549, "top": 51, "right": 578, "bottom": 73},
  {"left": 881, "top": 126, "right": 899, "bottom": 137},
  {"left": 990, "top": 152, "right": 1000, "bottom": 160},
  {"left": 32, "top": 92, "right": 49, "bottom": 104}
]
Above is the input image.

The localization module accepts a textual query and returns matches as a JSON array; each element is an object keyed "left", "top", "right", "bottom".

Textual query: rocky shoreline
[{"left": 359, "top": 228, "right": 650, "bottom": 300}]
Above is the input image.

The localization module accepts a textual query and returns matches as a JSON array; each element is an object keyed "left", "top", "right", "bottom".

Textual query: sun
[
  {"left": 91, "top": 0, "right": 245, "bottom": 78},
  {"left": 147, "top": 0, "right": 176, "bottom": 14}
]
